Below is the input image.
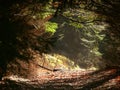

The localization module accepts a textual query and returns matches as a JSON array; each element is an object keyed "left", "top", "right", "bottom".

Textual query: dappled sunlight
[
  {"left": 49, "top": 8, "right": 109, "bottom": 70},
  {"left": 0, "top": 0, "right": 120, "bottom": 89},
  {"left": 43, "top": 53, "right": 82, "bottom": 70},
  {"left": 43, "top": 53, "right": 99, "bottom": 71},
  {"left": 2, "top": 75, "right": 30, "bottom": 82}
]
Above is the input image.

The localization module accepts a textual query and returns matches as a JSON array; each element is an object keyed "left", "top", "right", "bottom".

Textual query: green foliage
[
  {"left": 80, "top": 24, "right": 106, "bottom": 56},
  {"left": 45, "top": 21, "right": 58, "bottom": 35},
  {"left": 34, "top": 11, "right": 52, "bottom": 19},
  {"left": 69, "top": 22, "right": 84, "bottom": 28},
  {"left": 39, "top": 4, "right": 54, "bottom": 19},
  {"left": 63, "top": 8, "right": 106, "bottom": 57}
]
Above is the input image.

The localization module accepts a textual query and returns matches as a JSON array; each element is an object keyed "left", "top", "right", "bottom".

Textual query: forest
[{"left": 0, "top": 0, "right": 120, "bottom": 89}]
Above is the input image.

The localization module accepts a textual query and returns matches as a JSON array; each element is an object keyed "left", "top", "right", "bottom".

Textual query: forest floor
[
  {"left": 0, "top": 66, "right": 120, "bottom": 90},
  {"left": 0, "top": 2, "right": 120, "bottom": 90}
]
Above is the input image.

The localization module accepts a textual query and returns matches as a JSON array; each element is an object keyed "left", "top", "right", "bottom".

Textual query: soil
[{"left": 0, "top": 66, "right": 120, "bottom": 90}]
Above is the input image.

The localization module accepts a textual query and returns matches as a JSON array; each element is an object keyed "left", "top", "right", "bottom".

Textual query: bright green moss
[{"left": 45, "top": 21, "right": 58, "bottom": 35}]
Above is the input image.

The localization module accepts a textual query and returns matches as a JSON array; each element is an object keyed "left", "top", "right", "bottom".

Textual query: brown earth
[{"left": 0, "top": 66, "right": 120, "bottom": 90}]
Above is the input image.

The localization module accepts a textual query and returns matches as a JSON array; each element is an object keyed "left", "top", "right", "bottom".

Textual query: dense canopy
[{"left": 0, "top": 0, "right": 120, "bottom": 89}]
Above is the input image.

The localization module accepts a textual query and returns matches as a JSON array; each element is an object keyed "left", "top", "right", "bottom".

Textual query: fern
[{"left": 45, "top": 21, "right": 58, "bottom": 35}]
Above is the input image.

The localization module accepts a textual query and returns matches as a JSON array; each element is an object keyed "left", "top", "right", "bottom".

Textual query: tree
[
  {"left": 0, "top": 0, "right": 120, "bottom": 81},
  {"left": 0, "top": 0, "right": 77, "bottom": 79},
  {"left": 0, "top": 0, "right": 54, "bottom": 79}
]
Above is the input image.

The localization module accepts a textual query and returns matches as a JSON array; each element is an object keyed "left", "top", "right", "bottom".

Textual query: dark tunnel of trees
[{"left": 0, "top": 0, "right": 120, "bottom": 80}]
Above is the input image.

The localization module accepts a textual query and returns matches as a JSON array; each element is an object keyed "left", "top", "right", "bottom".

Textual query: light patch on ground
[
  {"left": 43, "top": 53, "right": 98, "bottom": 71},
  {"left": 2, "top": 75, "right": 30, "bottom": 82}
]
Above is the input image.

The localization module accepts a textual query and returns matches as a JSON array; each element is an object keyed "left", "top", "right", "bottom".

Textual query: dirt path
[{"left": 0, "top": 66, "right": 120, "bottom": 90}]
